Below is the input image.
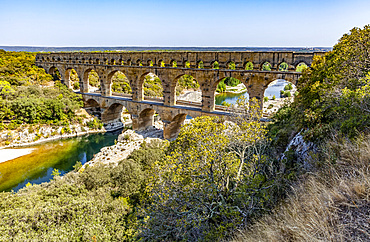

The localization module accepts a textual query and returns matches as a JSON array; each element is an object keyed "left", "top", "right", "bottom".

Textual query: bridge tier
[{"left": 36, "top": 51, "right": 322, "bottom": 138}]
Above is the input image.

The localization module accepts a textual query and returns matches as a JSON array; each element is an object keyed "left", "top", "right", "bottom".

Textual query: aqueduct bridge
[{"left": 36, "top": 51, "right": 324, "bottom": 139}]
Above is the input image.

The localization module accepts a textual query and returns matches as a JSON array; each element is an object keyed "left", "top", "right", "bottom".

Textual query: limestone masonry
[{"left": 36, "top": 51, "right": 323, "bottom": 138}]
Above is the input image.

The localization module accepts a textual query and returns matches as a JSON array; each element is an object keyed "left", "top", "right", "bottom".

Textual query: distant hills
[{"left": 0, "top": 46, "right": 332, "bottom": 52}]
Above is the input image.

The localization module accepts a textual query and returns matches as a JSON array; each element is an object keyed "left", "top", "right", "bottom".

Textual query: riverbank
[
  {"left": 82, "top": 122, "right": 164, "bottom": 168},
  {"left": 0, "top": 108, "right": 129, "bottom": 148},
  {"left": 0, "top": 148, "right": 35, "bottom": 164}
]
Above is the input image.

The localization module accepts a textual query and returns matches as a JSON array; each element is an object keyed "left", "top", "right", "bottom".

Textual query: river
[
  {"left": 0, "top": 130, "right": 122, "bottom": 192},
  {"left": 215, "top": 79, "right": 290, "bottom": 105}
]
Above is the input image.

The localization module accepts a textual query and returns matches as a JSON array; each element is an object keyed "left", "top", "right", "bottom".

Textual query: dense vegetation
[{"left": 0, "top": 51, "right": 83, "bottom": 130}]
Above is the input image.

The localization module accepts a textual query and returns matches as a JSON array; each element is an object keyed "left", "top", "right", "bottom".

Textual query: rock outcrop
[{"left": 280, "top": 131, "right": 317, "bottom": 169}]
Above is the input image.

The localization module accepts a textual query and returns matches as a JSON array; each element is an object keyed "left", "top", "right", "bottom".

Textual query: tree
[{"left": 141, "top": 98, "right": 276, "bottom": 241}]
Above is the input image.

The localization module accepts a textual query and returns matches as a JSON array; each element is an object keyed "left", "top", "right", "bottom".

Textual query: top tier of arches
[{"left": 36, "top": 51, "right": 324, "bottom": 72}]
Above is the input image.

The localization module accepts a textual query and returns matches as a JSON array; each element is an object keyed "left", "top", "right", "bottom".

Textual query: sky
[{"left": 0, "top": 0, "right": 369, "bottom": 47}]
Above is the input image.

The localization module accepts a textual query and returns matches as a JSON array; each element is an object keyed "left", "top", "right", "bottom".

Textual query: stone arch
[
  {"left": 278, "top": 62, "right": 289, "bottom": 72},
  {"left": 84, "top": 98, "right": 101, "bottom": 119},
  {"left": 213, "top": 76, "right": 248, "bottom": 107},
  {"left": 135, "top": 108, "right": 157, "bottom": 130},
  {"left": 147, "top": 59, "right": 154, "bottom": 66},
  {"left": 173, "top": 73, "right": 201, "bottom": 105},
  {"left": 127, "top": 59, "right": 132, "bottom": 66},
  {"left": 211, "top": 61, "right": 220, "bottom": 69},
  {"left": 101, "top": 103, "right": 130, "bottom": 125},
  {"left": 184, "top": 60, "right": 191, "bottom": 68},
  {"left": 158, "top": 59, "right": 165, "bottom": 67},
  {"left": 65, "top": 68, "right": 80, "bottom": 90},
  {"left": 95, "top": 59, "right": 100, "bottom": 65},
  {"left": 136, "top": 59, "right": 143, "bottom": 66},
  {"left": 108, "top": 70, "right": 132, "bottom": 96},
  {"left": 163, "top": 113, "right": 187, "bottom": 139},
  {"left": 110, "top": 59, "right": 116, "bottom": 65},
  {"left": 295, "top": 62, "right": 309, "bottom": 72},
  {"left": 244, "top": 61, "right": 254, "bottom": 70},
  {"left": 227, "top": 61, "right": 236, "bottom": 70},
  {"left": 261, "top": 61, "right": 272, "bottom": 71},
  {"left": 139, "top": 72, "right": 164, "bottom": 100},
  {"left": 170, "top": 60, "right": 177, "bottom": 67},
  {"left": 83, "top": 68, "right": 100, "bottom": 93},
  {"left": 48, "top": 66, "right": 62, "bottom": 82},
  {"left": 263, "top": 79, "right": 297, "bottom": 114},
  {"left": 197, "top": 60, "right": 204, "bottom": 69}
]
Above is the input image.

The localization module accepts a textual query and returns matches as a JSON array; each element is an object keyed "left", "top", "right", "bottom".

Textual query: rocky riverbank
[
  {"left": 0, "top": 109, "right": 128, "bottom": 148},
  {"left": 83, "top": 125, "right": 165, "bottom": 168}
]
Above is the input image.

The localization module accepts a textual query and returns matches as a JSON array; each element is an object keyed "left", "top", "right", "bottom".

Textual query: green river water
[{"left": 0, "top": 130, "right": 122, "bottom": 192}]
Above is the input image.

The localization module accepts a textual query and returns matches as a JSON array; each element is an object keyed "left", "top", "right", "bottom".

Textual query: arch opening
[
  {"left": 184, "top": 61, "right": 190, "bottom": 68},
  {"left": 101, "top": 103, "right": 131, "bottom": 129},
  {"left": 175, "top": 74, "right": 201, "bottom": 104},
  {"left": 83, "top": 69, "right": 100, "bottom": 93},
  {"left": 198, "top": 60, "right": 204, "bottom": 69},
  {"left": 227, "top": 61, "right": 236, "bottom": 70},
  {"left": 84, "top": 99, "right": 101, "bottom": 119},
  {"left": 171, "top": 60, "right": 177, "bottom": 67},
  {"left": 212, "top": 61, "right": 219, "bottom": 69},
  {"left": 110, "top": 71, "right": 132, "bottom": 95},
  {"left": 263, "top": 79, "right": 297, "bottom": 116},
  {"left": 214, "top": 77, "right": 248, "bottom": 107},
  {"left": 49, "top": 67, "right": 61, "bottom": 82},
  {"left": 278, "top": 62, "right": 289, "bottom": 72},
  {"left": 296, "top": 62, "right": 308, "bottom": 72},
  {"left": 245, "top": 61, "right": 253, "bottom": 70},
  {"left": 142, "top": 73, "right": 163, "bottom": 99},
  {"left": 262, "top": 62, "right": 272, "bottom": 71},
  {"left": 65, "top": 68, "right": 80, "bottom": 90}
]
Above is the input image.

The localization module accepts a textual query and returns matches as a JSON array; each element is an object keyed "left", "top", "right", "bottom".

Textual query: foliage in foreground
[
  {"left": 0, "top": 139, "right": 166, "bottom": 241},
  {"left": 139, "top": 101, "right": 297, "bottom": 241},
  {"left": 236, "top": 134, "right": 370, "bottom": 241},
  {"left": 291, "top": 25, "right": 370, "bottom": 141}
]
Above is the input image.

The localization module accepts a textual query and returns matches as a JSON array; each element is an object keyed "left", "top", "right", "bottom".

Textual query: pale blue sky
[{"left": 0, "top": 0, "right": 369, "bottom": 47}]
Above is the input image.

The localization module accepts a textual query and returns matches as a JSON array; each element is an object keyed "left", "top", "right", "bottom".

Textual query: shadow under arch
[
  {"left": 163, "top": 113, "right": 187, "bottom": 140},
  {"left": 101, "top": 103, "right": 131, "bottom": 128},
  {"left": 48, "top": 66, "right": 62, "bottom": 82},
  {"left": 135, "top": 108, "right": 157, "bottom": 131},
  {"left": 84, "top": 98, "right": 101, "bottom": 119}
]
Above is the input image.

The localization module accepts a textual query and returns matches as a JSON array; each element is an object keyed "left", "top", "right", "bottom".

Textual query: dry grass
[{"left": 233, "top": 135, "right": 370, "bottom": 242}]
